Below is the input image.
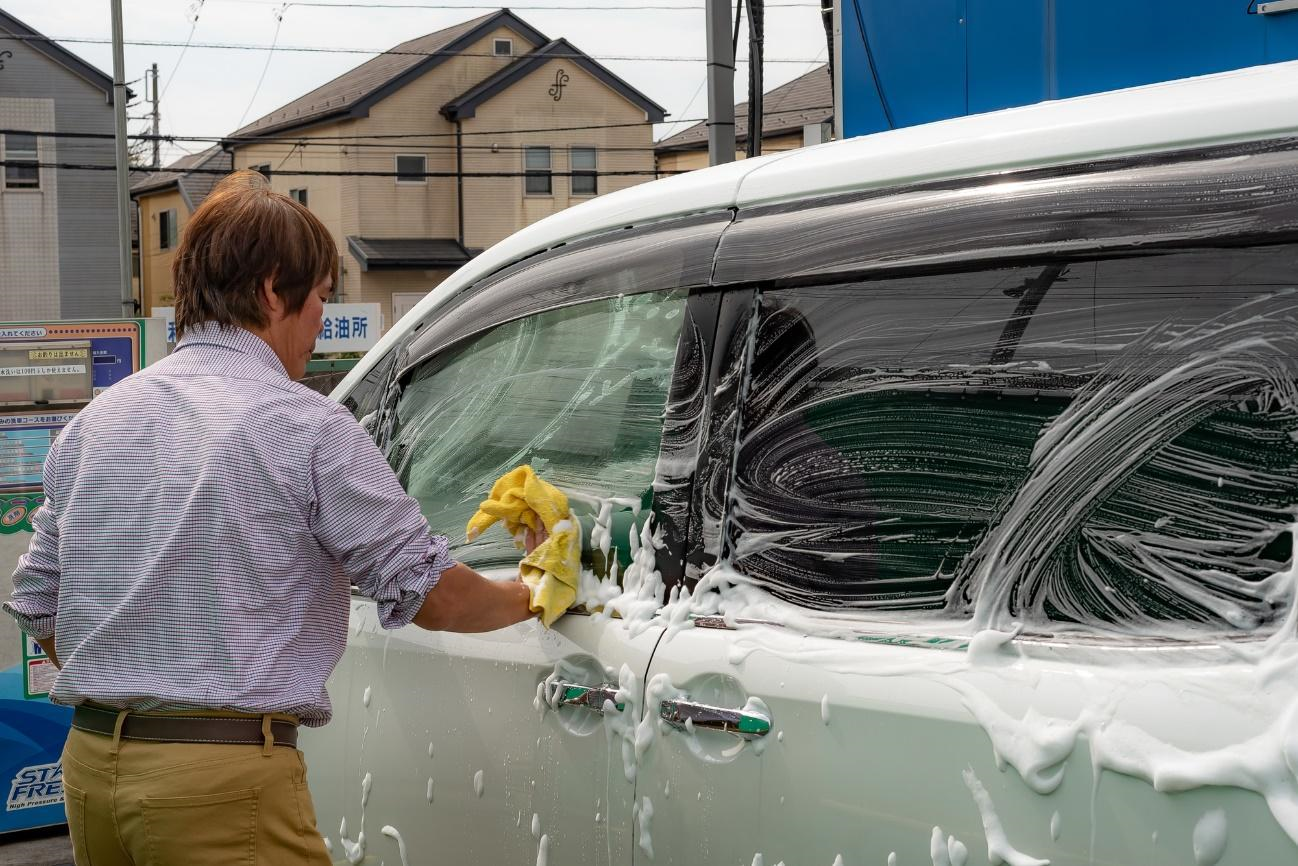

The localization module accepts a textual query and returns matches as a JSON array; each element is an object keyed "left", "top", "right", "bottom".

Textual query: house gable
[
  {"left": 227, "top": 9, "right": 550, "bottom": 141},
  {"left": 441, "top": 38, "right": 665, "bottom": 123},
  {"left": 0, "top": 9, "right": 115, "bottom": 101}
]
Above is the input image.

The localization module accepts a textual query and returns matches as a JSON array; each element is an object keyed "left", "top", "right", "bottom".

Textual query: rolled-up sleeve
[
  {"left": 3, "top": 440, "right": 63, "bottom": 640},
  {"left": 309, "top": 407, "right": 454, "bottom": 629}
]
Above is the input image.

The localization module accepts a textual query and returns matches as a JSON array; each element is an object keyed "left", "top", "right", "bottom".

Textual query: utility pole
[
  {"left": 746, "top": 0, "right": 764, "bottom": 159},
  {"left": 150, "top": 62, "right": 160, "bottom": 169},
  {"left": 705, "top": 0, "right": 736, "bottom": 165},
  {"left": 110, "top": 0, "right": 134, "bottom": 317}
]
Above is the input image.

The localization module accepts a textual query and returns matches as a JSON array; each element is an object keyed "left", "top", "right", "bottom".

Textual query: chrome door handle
[
  {"left": 659, "top": 698, "right": 771, "bottom": 739},
  {"left": 552, "top": 682, "right": 625, "bottom": 713}
]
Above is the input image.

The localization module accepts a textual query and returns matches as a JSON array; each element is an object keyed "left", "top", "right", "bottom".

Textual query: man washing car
[{"left": 3, "top": 170, "right": 539, "bottom": 865}]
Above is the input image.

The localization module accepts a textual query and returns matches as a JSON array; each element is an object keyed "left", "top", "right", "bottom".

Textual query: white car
[{"left": 304, "top": 60, "right": 1298, "bottom": 866}]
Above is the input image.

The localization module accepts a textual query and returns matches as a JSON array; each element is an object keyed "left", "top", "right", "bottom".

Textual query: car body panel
[
  {"left": 636, "top": 619, "right": 1298, "bottom": 866},
  {"left": 304, "top": 591, "right": 663, "bottom": 865}
]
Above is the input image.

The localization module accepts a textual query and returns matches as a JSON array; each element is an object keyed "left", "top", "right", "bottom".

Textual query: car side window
[
  {"left": 726, "top": 243, "right": 1298, "bottom": 638},
  {"left": 387, "top": 290, "right": 687, "bottom": 572}
]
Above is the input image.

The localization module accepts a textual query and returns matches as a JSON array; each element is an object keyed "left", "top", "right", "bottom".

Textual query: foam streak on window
[{"left": 726, "top": 245, "right": 1298, "bottom": 638}]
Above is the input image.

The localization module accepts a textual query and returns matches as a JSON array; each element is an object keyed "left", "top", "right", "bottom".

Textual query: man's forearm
[
  {"left": 412, "top": 563, "right": 535, "bottom": 633},
  {"left": 34, "top": 635, "right": 59, "bottom": 669}
]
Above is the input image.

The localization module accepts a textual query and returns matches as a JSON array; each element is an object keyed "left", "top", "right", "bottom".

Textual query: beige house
[
  {"left": 131, "top": 147, "right": 232, "bottom": 316},
  {"left": 219, "top": 9, "right": 664, "bottom": 328},
  {"left": 655, "top": 65, "right": 831, "bottom": 174}
]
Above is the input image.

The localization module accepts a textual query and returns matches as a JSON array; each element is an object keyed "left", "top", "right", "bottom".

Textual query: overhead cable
[
  {"left": 0, "top": 33, "right": 821, "bottom": 63},
  {"left": 1, "top": 158, "right": 684, "bottom": 178}
]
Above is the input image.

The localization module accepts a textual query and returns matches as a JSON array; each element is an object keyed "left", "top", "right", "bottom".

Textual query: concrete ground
[{"left": 0, "top": 830, "right": 72, "bottom": 866}]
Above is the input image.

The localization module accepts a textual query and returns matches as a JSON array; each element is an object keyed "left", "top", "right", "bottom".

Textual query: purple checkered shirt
[{"left": 2, "top": 323, "right": 452, "bottom": 726}]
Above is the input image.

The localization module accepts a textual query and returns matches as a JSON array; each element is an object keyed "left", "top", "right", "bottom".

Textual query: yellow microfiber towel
[{"left": 467, "top": 465, "right": 581, "bottom": 627}]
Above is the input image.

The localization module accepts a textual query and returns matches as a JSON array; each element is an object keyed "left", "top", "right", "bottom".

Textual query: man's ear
[{"left": 259, "top": 277, "right": 284, "bottom": 321}]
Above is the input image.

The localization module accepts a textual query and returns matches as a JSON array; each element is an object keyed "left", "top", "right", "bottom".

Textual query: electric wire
[
  {"left": 0, "top": 33, "right": 821, "bottom": 64},
  {"left": 0, "top": 157, "right": 686, "bottom": 178},
  {"left": 236, "top": 3, "right": 288, "bottom": 128}
]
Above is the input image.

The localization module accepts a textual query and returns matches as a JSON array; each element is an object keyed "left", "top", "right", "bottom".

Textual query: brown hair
[{"left": 172, "top": 169, "right": 337, "bottom": 338}]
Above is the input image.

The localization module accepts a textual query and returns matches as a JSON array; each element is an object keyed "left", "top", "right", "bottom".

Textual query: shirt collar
[{"left": 176, "top": 322, "right": 290, "bottom": 380}]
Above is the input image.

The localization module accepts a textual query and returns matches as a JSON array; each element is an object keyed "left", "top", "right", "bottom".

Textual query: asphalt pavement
[{"left": 0, "top": 830, "right": 72, "bottom": 866}]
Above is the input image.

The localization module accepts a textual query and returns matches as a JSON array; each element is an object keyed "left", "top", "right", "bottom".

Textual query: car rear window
[{"left": 726, "top": 243, "right": 1298, "bottom": 637}]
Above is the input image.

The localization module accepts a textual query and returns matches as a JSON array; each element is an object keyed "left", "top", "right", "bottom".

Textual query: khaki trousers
[{"left": 60, "top": 716, "right": 332, "bottom": 866}]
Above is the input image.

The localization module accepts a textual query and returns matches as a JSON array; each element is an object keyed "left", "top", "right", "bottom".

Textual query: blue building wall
[{"left": 841, "top": 1, "right": 1298, "bottom": 138}]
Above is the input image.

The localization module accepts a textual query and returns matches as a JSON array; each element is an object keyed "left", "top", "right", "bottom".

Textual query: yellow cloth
[{"left": 467, "top": 465, "right": 581, "bottom": 627}]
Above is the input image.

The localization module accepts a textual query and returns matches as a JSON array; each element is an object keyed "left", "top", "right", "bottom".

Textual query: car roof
[{"left": 338, "top": 59, "right": 1298, "bottom": 396}]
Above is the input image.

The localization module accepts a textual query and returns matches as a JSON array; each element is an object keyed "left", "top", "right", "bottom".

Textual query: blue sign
[
  {"left": 0, "top": 663, "right": 71, "bottom": 834},
  {"left": 840, "top": 1, "right": 1298, "bottom": 138}
]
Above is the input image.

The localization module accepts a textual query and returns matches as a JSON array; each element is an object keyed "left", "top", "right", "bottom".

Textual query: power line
[
  {"left": 0, "top": 33, "right": 821, "bottom": 63},
  {"left": 160, "top": 1, "right": 207, "bottom": 103},
  {"left": 0, "top": 105, "right": 830, "bottom": 156},
  {"left": 0, "top": 105, "right": 831, "bottom": 148},
  {"left": 0, "top": 158, "right": 684, "bottom": 179},
  {"left": 236, "top": 3, "right": 289, "bottom": 128}
]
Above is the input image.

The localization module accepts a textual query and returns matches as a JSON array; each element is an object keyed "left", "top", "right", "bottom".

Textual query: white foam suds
[
  {"left": 473, "top": 769, "right": 485, "bottom": 797},
  {"left": 637, "top": 796, "right": 655, "bottom": 858},
  {"left": 426, "top": 742, "right": 433, "bottom": 758},
  {"left": 321, "top": 836, "right": 332, "bottom": 854},
  {"left": 425, "top": 777, "right": 433, "bottom": 803},
  {"left": 532, "top": 813, "right": 541, "bottom": 838},
  {"left": 888, "top": 853, "right": 898, "bottom": 866},
  {"left": 536, "top": 833, "right": 550, "bottom": 866},
  {"left": 1049, "top": 811, "right": 1060, "bottom": 841},
  {"left": 962, "top": 768, "right": 1050, "bottom": 866},
  {"left": 930, "top": 826, "right": 951, "bottom": 866},
  {"left": 821, "top": 694, "right": 831, "bottom": 724},
  {"left": 340, "top": 830, "right": 366, "bottom": 865},
  {"left": 360, "top": 772, "right": 372, "bottom": 807},
  {"left": 380, "top": 825, "right": 409, "bottom": 866},
  {"left": 1192, "top": 809, "right": 1228, "bottom": 866},
  {"left": 948, "top": 834, "right": 969, "bottom": 866},
  {"left": 751, "top": 855, "right": 764, "bottom": 866},
  {"left": 362, "top": 686, "right": 371, "bottom": 707},
  {"left": 832, "top": 855, "right": 844, "bottom": 866}
]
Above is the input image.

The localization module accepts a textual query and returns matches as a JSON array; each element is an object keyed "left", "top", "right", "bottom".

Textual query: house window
[
  {"left": 494, "top": 38, "right": 513, "bottom": 56},
  {"left": 159, "top": 209, "right": 178, "bottom": 251},
  {"left": 570, "top": 147, "right": 597, "bottom": 196},
  {"left": 524, "top": 146, "right": 551, "bottom": 195},
  {"left": 395, "top": 154, "right": 427, "bottom": 184},
  {"left": 250, "top": 164, "right": 271, "bottom": 177},
  {"left": 289, "top": 188, "right": 308, "bottom": 206},
  {"left": 4, "top": 133, "right": 39, "bottom": 189}
]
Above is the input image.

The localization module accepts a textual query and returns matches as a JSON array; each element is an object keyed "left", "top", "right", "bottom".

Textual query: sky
[{"left": 4, "top": 0, "right": 830, "bottom": 166}]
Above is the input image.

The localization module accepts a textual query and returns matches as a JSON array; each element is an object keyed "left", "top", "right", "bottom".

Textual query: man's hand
[
  {"left": 35, "top": 636, "right": 60, "bottom": 669},
  {"left": 524, "top": 526, "right": 548, "bottom": 556}
]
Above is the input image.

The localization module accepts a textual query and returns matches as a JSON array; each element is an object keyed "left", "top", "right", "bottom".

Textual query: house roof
[
  {"left": 655, "top": 64, "right": 831, "bottom": 153},
  {"left": 229, "top": 10, "right": 550, "bottom": 141},
  {"left": 442, "top": 37, "right": 666, "bottom": 123},
  {"left": 130, "top": 147, "right": 233, "bottom": 211},
  {"left": 0, "top": 8, "right": 116, "bottom": 100},
  {"left": 347, "top": 237, "right": 474, "bottom": 271}
]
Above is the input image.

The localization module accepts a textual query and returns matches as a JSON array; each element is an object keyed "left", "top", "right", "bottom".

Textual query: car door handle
[
  {"left": 552, "top": 682, "right": 625, "bottom": 714},
  {"left": 659, "top": 698, "right": 771, "bottom": 739}
]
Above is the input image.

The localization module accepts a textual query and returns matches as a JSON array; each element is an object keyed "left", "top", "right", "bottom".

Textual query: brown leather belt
[{"left": 72, "top": 704, "right": 299, "bottom": 748}]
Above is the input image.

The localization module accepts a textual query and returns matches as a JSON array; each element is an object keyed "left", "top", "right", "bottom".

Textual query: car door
[
  {"left": 300, "top": 215, "right": 730, "bottom": 866},
  {"left": 635, "top": 144, "right": 1298, "bottom": 865}
]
